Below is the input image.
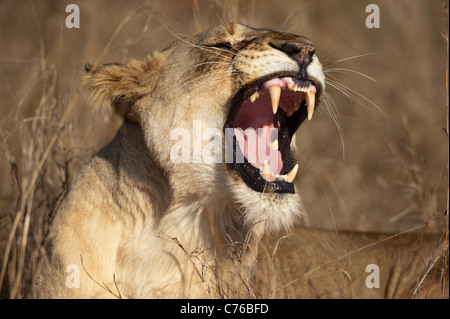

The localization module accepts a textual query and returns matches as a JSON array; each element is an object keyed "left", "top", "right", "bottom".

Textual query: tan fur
[{"left": 33, "top": 24, "right": 447, "bottom": 299}]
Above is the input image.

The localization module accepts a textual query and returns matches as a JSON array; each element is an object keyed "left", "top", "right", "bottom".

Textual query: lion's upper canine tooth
[
  {"left": 268, "top": 85, "right": 281, "bottom": 114},
  {"left": 250, "top": 92, "right": 260, "bottom": 103},
  {"left": 285, "top": 164, "right": 299, "bottom": 183},
  {"left": 306, "top": 87, "right": 316, "bottom": 121}
]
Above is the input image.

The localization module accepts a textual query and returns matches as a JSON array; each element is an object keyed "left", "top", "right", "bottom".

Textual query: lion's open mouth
[{"left": 225, "top": 76, "right": 319, "bottom": 194}]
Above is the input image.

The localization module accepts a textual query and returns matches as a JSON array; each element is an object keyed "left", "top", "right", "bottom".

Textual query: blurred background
[{"left": 0, "top": 0, "right": 448, "bottom": 298}]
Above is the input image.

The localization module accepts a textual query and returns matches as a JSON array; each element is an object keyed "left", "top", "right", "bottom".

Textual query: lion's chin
[{"left": 229, "top": 180, "right": 307, "bottom": 233}]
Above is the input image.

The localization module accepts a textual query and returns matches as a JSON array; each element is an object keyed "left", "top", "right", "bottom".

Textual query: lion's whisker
[
  {"left": 177, "top": 71, "right": 238, "bottom": 93},
  {"left": 159, "top": 22, "right": 243, "bottom": 58},
  {"left": 324, "top": 68, "right": 376, "bottom": 82},
  {"left": 327, "top": 52, "right": 381, "bottom": 64},
  {"left": 321, "top": 91, "right": 346, "bottom": 158},
  {"left": 324, "top": 80, "right": 355, "bottom": 101},
  {"left": 199, "top": 45, "right": 238, "bottom": 59},
  {"left": 182, "top": 71, "right": 236, "bottom": 86},
  {"left": 178, "top": 61, "right": 233, "bottom": 77},
  {"left": 325, "top": 78, "right": 387, "bottom": 118},
  {"left": 206, "top": 43, "right": 241, "bottom": 56}
]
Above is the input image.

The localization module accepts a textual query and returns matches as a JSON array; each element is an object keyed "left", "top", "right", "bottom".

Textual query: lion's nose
[
  {"left": 280, "top": 41, "right": 315, "bottom": 64},
  {"left": 271, "top": 39, "right": 315, "bottom": 77}
]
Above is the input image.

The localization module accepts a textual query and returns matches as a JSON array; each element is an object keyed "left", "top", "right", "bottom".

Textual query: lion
[{"left": 33, "top": 23, "right": 447, "bottom": 299}]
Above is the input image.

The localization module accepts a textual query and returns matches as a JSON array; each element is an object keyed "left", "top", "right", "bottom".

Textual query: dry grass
[{"left": 0, "top": 0, "right": 448, "bottom": 298}]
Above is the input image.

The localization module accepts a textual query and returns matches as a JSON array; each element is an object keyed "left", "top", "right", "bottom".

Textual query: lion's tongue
[{"left": 233, "top": 96, "right": 283, "bottom": 177}]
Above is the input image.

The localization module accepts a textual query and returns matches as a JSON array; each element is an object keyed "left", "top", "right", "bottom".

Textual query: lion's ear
[{"left": 84, "top": 52, "right": 164, "bottom": 121}]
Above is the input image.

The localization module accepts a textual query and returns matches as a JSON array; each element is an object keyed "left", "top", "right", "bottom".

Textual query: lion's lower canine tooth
[
  {"left": 286, "top": 164, "right": 299, "bottom": 183},
  {"left": 270, "top": 139, "right": 278, "bottom": 150},
  {"left": 250, "top": 92, "right": 260, "bottom": 103},
  {"left": 306, "top": 88, "right": 316, "bottom": 121},
  {"left": 269, "top": 85, "right": 281, "bottom": 114},
  {"left": 263, "top": 160, "right": 270, "bottom": 173},
  {"left": 261, "top": 160, "right": 271, "bottom": 181}
]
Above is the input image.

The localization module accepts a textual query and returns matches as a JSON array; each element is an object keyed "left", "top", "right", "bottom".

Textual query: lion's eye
[{"left": 206, "top": 42, "right": 233, "bottom": 50}]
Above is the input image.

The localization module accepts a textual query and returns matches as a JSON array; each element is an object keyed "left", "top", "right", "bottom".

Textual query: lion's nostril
[
  {"left": 280, "top": 41, "right": 315, "bottom": 61},
  {"left": 269, "top": 39, "right": 316, "bottom": 69}
]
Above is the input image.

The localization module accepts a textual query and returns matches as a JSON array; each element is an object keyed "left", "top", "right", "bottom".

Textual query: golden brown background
[{"left": 0, "top": 0, "right": 448, "bottom": 298}]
